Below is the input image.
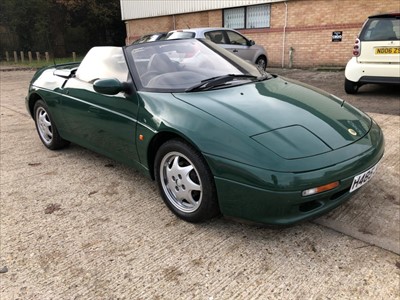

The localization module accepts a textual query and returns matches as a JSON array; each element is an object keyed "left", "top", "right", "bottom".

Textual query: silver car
[{"left": 166, "top": 27, "right": 268, "bottom": 69}]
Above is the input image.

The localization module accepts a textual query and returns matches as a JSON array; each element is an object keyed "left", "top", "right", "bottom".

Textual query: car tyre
[
  {"left": 344, "top": 78, "right": 359, "bottom": 94},
  {"left": 155, "top": 139, "right": 219, "bottom": 223},
  {"left": 256, "top": 55, "right": 267, "bottom": 70},
  {"left": 34, "top": 100, "right": 69, "bottom": 150}
]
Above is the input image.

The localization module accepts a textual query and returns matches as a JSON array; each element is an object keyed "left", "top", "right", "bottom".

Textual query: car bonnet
[{"left": 172, "top": 76, "right": 371, "bottom": 158}]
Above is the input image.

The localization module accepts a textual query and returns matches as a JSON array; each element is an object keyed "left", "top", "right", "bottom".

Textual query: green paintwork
[
  {"left": 138, "top": 79, "right": 384, "bottom": 224},
  {"left": 26, "top": 43, "right": 385, "bottom": 225}
]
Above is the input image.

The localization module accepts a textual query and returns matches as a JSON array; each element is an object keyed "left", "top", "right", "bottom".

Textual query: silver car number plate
[{"left": 350, "top": 163, "right": 379, "bottom": 193}]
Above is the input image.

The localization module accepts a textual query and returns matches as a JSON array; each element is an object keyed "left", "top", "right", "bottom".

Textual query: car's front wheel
[
  {"left": 344, "top": 78, "right": 360, "bottom": 94},
  {"left": 154, "top": 139, "right": 219, "bottom": 223},
  {"left": 256, "top": 55, "right": 267, "bottom": 70},
  {"left": 34, "top": 100, "right": 69, "bottom": 150}
]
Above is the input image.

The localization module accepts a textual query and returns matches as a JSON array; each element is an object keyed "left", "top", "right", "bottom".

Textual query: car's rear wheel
[
  {"left": 344, "top": 78, "right": 360, "bottom": 94},
  {"left": 154, "top": 139, "right": 219, "bottom": 223},
  {"left": 34, "top": 100, "right": 69, "bottom": 150},
  {"left": 256, "top": 55, "right": 267, "bottom": 70}
]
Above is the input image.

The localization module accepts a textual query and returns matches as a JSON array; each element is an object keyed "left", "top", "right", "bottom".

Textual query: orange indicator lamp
[{"left": 302, "top": 181, "right": 339, "bottom": 197}]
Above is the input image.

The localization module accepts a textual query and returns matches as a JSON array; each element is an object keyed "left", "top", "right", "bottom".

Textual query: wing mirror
[
  {"left": 93, "top": 78, "right": 131, "bottom": 95},
  {"left": 248, "top": 40, "right": 256, "bottom": 46}
]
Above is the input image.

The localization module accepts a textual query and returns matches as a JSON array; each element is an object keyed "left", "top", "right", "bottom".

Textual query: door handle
[{"left": 233, "top": 49, "right": 238, "bottom": 53}]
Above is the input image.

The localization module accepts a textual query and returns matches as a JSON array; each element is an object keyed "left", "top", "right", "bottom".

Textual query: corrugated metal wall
[{"left": 120, "top": 0, "right": 285, "bottom": 21}]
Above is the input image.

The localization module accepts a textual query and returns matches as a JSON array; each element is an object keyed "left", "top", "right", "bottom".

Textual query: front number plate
[{"left": 350, "top": 164, "right": 379, "bottom": 193}]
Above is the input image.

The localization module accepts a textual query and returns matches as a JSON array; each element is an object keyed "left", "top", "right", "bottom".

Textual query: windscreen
[{"left": 126, "top": 39, "right": 262, "bottom": 91}]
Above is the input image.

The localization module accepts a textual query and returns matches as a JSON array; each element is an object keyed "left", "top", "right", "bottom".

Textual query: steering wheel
[{"left": 140, "top": 71, "right": 161, "bottom": 86}]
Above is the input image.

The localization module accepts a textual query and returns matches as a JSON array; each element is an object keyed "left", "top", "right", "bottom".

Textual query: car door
[
  {"left": 222, "top": 30, "right": 257, "bottom": 63},
  {"left": 59, "top": 47, "right": 140, "bottom": 165}
]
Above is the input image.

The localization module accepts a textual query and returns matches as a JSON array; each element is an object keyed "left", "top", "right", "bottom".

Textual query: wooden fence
[{"left": 4, "top": 51, "right": 77, "bottom": 63}]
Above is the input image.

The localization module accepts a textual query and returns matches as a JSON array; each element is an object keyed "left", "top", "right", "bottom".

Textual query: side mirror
[
  {"left": 93, "top": 78, "right": 129, "bottom": 95},
  {"left": 248, "top": 40, "right": 256, "bottom": 46}
]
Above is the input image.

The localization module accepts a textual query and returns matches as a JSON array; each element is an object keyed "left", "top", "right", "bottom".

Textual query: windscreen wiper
[{"left": 185, "top": 74, "right": 258, "bottom": 92}]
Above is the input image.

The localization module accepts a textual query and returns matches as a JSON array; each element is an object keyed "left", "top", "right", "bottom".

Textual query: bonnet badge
[{"left": 348, "top": 128, "right": 357, "bottom": 136}]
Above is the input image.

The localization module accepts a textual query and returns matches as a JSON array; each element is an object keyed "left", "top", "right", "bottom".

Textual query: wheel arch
[
  {"left": 256, "top": 54, "right": 267, "bottom": 61},
  {"left": 256, "top": 54, "right": 268, "bottom": 68},
  {"left": 27, "top": 92, "right": 43, "bottom": 118},
  {"left": 146, "top": 130, "right": 204, "bottom": 180}
]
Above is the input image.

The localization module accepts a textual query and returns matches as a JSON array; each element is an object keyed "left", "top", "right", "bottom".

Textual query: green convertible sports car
[{"left": 26, "top": 39, "right": 384, "bottom": 225}]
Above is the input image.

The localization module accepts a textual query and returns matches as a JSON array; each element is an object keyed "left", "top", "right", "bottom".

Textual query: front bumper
[
  {"left": 214, "top": 174, "right": 357, "bottom": 225},
  {"left": 205, "top": 121, "right": 384, "bottom": 225}
]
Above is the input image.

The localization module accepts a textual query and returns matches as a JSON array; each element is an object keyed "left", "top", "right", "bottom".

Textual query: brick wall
[
  {"left": 125, "top": 0, "right": 400, "bottom": 68},
  {"left": 125, "top": 11, "right": 222, "bottom": 44}
]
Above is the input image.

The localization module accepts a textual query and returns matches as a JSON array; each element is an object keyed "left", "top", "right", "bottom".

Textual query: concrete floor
[{"left": 1, "top": 70, "right": 399, "bottom": 299}]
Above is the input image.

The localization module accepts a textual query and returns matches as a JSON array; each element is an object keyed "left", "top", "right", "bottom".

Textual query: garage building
[{"left": 120, "top": 0, "right": 399, "bottom": 68}]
